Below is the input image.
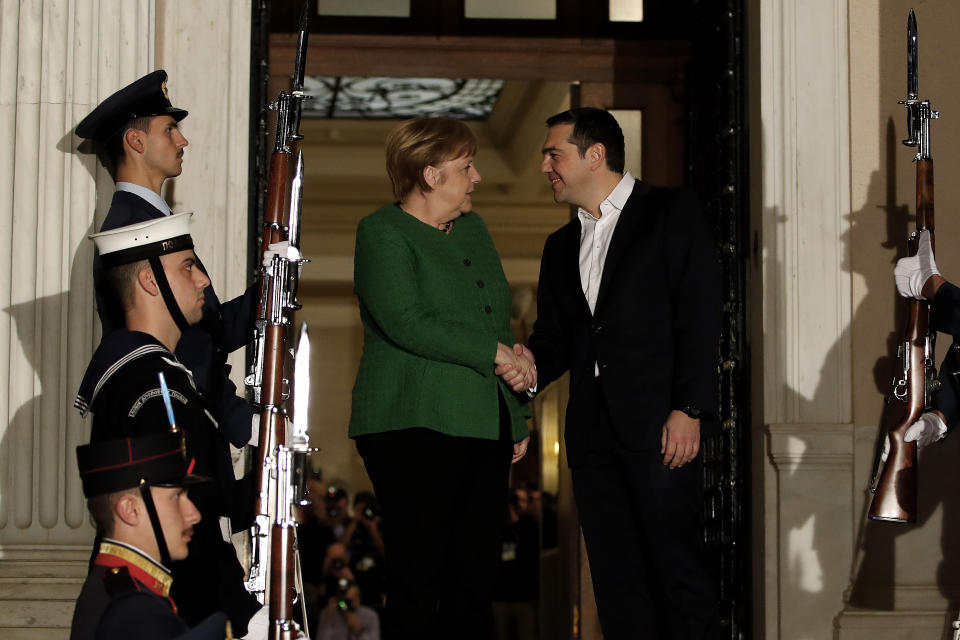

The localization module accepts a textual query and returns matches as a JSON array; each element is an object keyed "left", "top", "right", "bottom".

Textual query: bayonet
[
  {"left": 289, "top": 1, "right": 312, "bottom": 144},
  {"left": 292, "top": 322, "right": 310, "bottom": 447},
  {"left": 907, "top": 10, "right": 918, "bottom": 100},
  {"left": 292, "top": 2, "right": 310, "bottom": 93},
  {"left": 899, "top": 9, "right": 938, "bottom": 159},
  {"left": 287, "top": 152, "right": 304, "bottom": 251}
]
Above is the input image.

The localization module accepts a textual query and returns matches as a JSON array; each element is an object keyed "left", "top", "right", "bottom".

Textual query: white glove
[
  {"left": 881, "top": 411, "right": 948, "bottom": 462},
  {"left": 904, "top": 411, "right": 948, "bottom": 448},
  {"left": 261, "top": 240, "right": 302, "bottom": 268},
  {"left": 894, "top": 230, "right": 939, "bottom": 299},
  {"left": 249, "top": 414, "right": 259, "bottom": 447},
  {"left": 241, "top": 605, "right": 269, "bottom": 639}
]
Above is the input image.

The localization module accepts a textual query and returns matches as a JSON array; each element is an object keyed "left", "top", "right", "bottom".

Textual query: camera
[
  {"left": 330, "top": 557, "right": 346, "bottom": 572},
  {"left": 362, "top": 505, "right": 378, "bottom": 520},
  {"left": 329, "top": 576, "right": 355, "bottom": 613},
  {"left": 326, "top": 485, "right": 347, "bottom": 519}
]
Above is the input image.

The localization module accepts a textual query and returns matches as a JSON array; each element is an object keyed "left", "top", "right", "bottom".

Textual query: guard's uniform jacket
[
  {"left": 70, "top": 540, "right": 229, "bottom": 640},
  {"left": 93, "top": 189, "right": 257, "bottom": 448},
  {"left": 931, "top": 282, "right": 960, "bottom": 427},
  {"left": 76, "top": 330, "right": 260, "bottom": 634}
]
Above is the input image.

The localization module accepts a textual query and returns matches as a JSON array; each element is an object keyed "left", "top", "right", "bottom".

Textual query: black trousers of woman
[{"left": 355, "top": 417, "right": 513, "bottom": 640}]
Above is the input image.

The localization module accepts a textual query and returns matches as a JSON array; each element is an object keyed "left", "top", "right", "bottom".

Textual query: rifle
[
  {"left": 268, "top": 323, "right": 315, "bottom": 639},
  {"left": 246, "top": 0, "right": 310, "bottom": 407},
  {"left": 245, "top": 0, "right": 312, "bottom": 610},
  {"left": 868, "top": 9, "right": 940, "bottom": 523}
]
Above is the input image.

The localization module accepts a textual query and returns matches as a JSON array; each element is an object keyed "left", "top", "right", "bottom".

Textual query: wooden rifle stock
[
  {"left": 268, "top": 523, "right": 297, "bottom": 640},
  {"left": 869, "top": 158, "right": 935, "bottom": 522},
  {"left": 254, "top": 323, "right": 287, "bottom": 516}
]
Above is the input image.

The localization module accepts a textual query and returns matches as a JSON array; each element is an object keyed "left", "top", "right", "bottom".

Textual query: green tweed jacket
[{"left": 349, "top": 203, "right": 530, "bottom": 442}]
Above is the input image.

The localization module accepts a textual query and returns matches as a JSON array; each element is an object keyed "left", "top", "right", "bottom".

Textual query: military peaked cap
[
  {"left": 89, "top": 211, "right": 194, "bottom": 268},
  {"left": 77, "top": 433, "right": 204, "bottom": 498},
  {"left": 76, "top": 69, "right": 188, "bottom": 142}
]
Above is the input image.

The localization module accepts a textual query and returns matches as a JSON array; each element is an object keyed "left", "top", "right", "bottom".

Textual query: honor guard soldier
[
  {"left": 70, "top": 432, "right": 232, "bottom": 640},
  {"left": 75, "top": 214, "right": 261, "bottom": 635},
  {"left": 892, "top": 229, "right": 955, "bottom": 449},
  {"left": 76, "top": 69, "right": 258, "bottom": 454}
]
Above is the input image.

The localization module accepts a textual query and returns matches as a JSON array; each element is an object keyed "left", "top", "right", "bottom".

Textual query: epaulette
[{"left": 102, "top": 565, "right": 140, "bottom": 599}]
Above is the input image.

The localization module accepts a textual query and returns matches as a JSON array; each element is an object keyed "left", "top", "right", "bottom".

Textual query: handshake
[{"left": 495, "top": 343, "right": 537, "bottom": 394}]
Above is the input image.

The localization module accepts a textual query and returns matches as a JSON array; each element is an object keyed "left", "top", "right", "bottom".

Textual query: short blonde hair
[{"left": 385, "top": 118, "right": 478, "bottom": 200}]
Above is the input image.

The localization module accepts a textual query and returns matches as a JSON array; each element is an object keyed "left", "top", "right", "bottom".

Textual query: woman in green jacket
[{"left": 349, "top": 117, "right": 535, "bottom": 639}]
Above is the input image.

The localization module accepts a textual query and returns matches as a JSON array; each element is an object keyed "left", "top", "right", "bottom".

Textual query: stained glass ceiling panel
[{"left": 301, "top": 77, "right": 505, "bottom": 120}]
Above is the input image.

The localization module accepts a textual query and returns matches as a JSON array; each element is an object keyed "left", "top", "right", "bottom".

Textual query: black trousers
[
  {"left": 569, "top": 377, "right": 719, "bottom": 640},
  {"left": 356, "top": 426, "right": 513, "bottom": 640}
]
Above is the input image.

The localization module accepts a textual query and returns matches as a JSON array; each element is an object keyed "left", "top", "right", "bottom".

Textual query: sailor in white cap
[{"left": 75, "top": 214, "right": 261, "bottom": 636}]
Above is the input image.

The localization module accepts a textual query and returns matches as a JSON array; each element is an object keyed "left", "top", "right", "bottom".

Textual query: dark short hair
[
  {"left": 385, "top": 117, "right": 478, "bottom": 200},
  {"left": 104, "top": 259, "right": 151, "bottom": 313},
  {"left": 86, "top": 488, "right": 139, "bottom": 538},
  {"left": 97, "top": 116, "right": 154, "bottom": 181},
  {"left": 545, "top": 108, "right": 625, "bottom": 174}
]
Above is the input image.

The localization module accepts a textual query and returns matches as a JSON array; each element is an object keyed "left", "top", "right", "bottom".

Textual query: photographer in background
[
  {"left": 316, "top": 578, "right": 380, "bottom": 640},
  {"left": 318, "top": 543, "right": 355, "bottom": 609},
  {"left": 326, "top": 485, "right": 352, "bottom": 540},
  {"left": 341, "top": 491, "right": 386, "bottom": 558},
  {"left": 341, "top": 491, "right": 387, "bottom": 615},
  {"left": 300, "top": 468, "right": 337, "bottom": 620},
  {"left": 492, "top": 486, "right": 539, "bottom": 640}
]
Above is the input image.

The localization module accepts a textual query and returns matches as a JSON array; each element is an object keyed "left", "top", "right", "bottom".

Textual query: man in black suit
[
  {"left": 520, "top": 108, "right": 721, "bottom": 638},
  {"left": 76, "top": 70, "right": 257, "bottom": 450}
]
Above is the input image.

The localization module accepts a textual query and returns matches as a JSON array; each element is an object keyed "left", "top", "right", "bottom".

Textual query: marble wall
[{"left": 0, "top": 1, "right": 250, "bottom": 636}]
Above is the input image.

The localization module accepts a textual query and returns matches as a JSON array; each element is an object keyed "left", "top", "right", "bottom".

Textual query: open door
[{"left": 257, "top": 1, "right": 749, "bottom": 636}]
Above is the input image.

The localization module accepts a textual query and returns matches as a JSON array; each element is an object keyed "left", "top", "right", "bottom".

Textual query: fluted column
[
  {"left": 0, "top": 0, "right": 250, "bottom": 635},
  {"left": 0, "top": 1, "right": 155, "bottom": 634}
]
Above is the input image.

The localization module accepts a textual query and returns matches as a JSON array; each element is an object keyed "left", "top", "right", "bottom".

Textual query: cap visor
[{"left": 153, "top": 472, "right": 210, "bottom": 488}]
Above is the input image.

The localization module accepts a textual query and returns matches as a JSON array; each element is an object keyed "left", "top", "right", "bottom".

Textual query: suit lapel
[
  {"left": 560, "top": 220, "right": 592, "bottom": 316},
  {"left": 594, "top": 180, "right": 651, "bottom": 313}
]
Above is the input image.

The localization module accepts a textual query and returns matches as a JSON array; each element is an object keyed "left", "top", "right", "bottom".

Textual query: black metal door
[{"left": 689, "top": 1, "right": 751, "bottom": 638}]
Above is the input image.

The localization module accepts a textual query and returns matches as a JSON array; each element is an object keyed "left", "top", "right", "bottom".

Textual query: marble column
[
  {"left": 0, "top": 1, "right": 250, "bottom": 636},
  {"left": 757, "top": 0, "right": 856, "bottom": 638},
  {"left": 0, "top": 1, "right": 155, "bottom": 636}
]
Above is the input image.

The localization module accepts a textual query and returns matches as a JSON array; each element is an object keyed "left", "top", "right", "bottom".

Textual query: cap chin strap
[
  {"left": 138, "top": 479, "right": 172, "bottom": 567},
  {"left": 148, "top": 256, "right": 190, "bottom": 334}
]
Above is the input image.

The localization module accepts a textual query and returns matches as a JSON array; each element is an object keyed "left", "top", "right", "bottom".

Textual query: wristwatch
[{"left": 680, "top": 404, "right": 702, "bottom": 420}]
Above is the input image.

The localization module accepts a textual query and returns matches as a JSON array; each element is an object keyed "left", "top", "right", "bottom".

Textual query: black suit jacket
[
  {"left": 93, "top": 190, "right": 257, "bottom": 447},
  {"left": 528, "top": 180, "right": 721, "bottom": 459}
]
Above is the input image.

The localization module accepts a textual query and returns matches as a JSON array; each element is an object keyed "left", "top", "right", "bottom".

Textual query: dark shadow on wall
[{"left": 0, "top": 126, "right": 101, "bottom": 536}]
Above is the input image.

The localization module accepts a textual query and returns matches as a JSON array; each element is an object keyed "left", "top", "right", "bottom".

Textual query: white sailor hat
[{"left": 90, "top": 212, "right": 195, "bottom": 268}]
